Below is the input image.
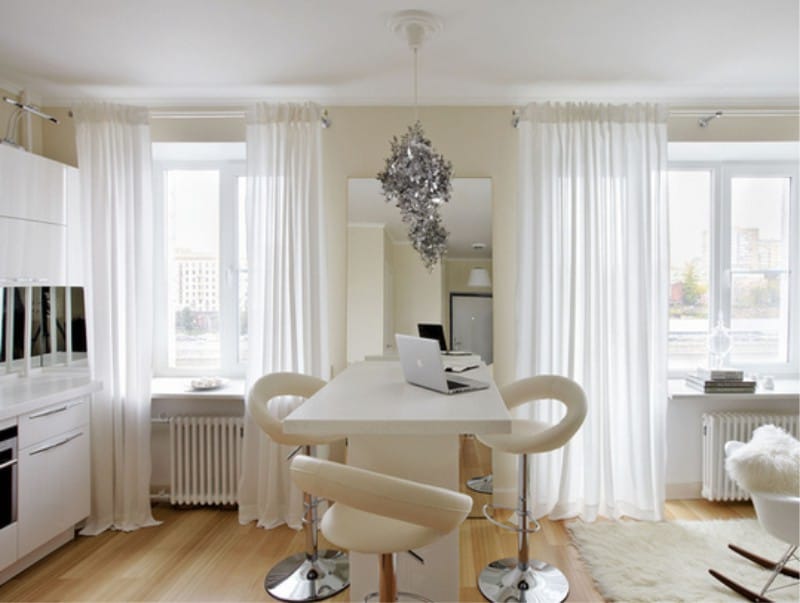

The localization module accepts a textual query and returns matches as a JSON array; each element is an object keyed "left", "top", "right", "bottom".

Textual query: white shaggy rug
[{"left": 568, "top": 519, "right": 799, "bottom": 602}]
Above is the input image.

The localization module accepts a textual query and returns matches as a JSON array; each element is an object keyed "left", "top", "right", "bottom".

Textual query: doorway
[{"left": 449, "top": 293, "right": 493, "bottom": 363}]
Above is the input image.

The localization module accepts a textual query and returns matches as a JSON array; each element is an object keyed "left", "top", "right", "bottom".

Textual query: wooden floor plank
[
  {"left": 0, "top": 440, "right": 756, "bottom": 602},
  {"left": 0, "top": 499, "right": 755, "bottom": 602}
]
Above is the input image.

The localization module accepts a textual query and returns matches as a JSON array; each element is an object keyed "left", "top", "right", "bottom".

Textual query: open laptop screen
[{"left": 417, "top": 323, "right": 447, "bottom": 351}]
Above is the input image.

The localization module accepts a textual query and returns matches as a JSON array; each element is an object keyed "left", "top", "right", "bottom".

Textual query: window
[
  {"left": 153, "top": 143, "right": 247, "bottom": 376},
  {"left": 668, "top": 161, "right": 798, "bottom": 375}
]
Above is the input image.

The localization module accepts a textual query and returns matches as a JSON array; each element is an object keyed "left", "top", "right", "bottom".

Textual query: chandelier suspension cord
[{"left": 413, "top": 46, "right": 419, "bottom": 122}]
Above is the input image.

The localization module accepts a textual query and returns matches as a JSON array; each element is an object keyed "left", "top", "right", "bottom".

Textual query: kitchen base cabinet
[
  {"left": 0, "top": 380, "right": 98, "bottom": 585},
  {"left": 17, "top": 426, "right": 90, "bottom": 557},
  {"left": 0, "top": 524, "right": 16, "bottom": 570}
]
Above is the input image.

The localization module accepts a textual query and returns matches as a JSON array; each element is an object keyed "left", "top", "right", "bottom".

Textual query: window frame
[
  {"left": 668, "top": 160, "right": 799, "bottom": 377},
  {"left": 153, "top": 159, "right": 247, "bottom": 377}
]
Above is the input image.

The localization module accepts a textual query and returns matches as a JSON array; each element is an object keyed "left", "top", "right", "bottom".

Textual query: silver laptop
[{"left": 395, "top": 334, "right": 489, "bottom": 394}]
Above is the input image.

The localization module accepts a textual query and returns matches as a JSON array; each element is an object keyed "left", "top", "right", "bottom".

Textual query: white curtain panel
[
  {"left": 516, "top": 102, "right": 669, "bottom": 521},
  {"left": 238, "top": 102, "right": 329, "bottom": 529},
  {"left": 73, "top": 102, "right": 158, "bottom": 533}
]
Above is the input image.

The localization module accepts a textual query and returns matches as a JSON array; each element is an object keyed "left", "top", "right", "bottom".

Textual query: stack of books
[{"left": 685, "top": 368, "right": 757, "bottom": 394}]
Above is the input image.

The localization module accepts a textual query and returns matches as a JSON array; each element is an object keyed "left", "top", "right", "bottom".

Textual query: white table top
[{"left": 283, "top": 361, "right": 512, "bottom": 436}]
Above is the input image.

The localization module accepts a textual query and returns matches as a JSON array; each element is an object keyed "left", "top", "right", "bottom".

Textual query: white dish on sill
[{"left": 189, "top": 377, "right": 226, "bottom": 391}]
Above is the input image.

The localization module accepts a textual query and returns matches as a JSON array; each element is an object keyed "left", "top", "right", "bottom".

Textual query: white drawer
[
  {"left": 18, "top": 398, "right": 89, "bottom": 450},
  {"left": 0, "top": 523, "right": 17, "bottom": 570}
]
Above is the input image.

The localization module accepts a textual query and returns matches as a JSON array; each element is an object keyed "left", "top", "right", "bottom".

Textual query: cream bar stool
[
  {"left": 248, "top": 372, "right": 349, "bottom": 602},
  {"left": 290, "top": 454, "right": 473, "bottom": 602},
  {"left": 477, "top": 375, "right": 587, "bottom": 602},
  {"left": 466, "top": 363, "right": 495, "bottom": 495}
]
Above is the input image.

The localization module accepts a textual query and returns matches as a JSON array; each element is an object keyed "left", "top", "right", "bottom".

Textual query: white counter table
[
  {"left": 0, "top": 372, "right": 101, "bottom": 422},
  {"left": 284, "top": 360, "right": 511, "bottom": 602}
]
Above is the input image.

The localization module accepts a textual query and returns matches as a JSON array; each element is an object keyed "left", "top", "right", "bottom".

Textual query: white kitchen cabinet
[
  {"left": 16, "top": 397, "right": 91, "bottom": 559},
  {"left": 0, "top": 144, "right": 67, "bottom": 225},
  {"left": 0, "top": 524, "right": 16, "bottom": 570},
  {"left": 64, "top": 167, "right": 84, "bottom": 286},
  {"left": 0, "top": 218, "right": 67, "bottom": 283},
  {"left": 0, "top": 143, "right": 74, "bottom": 284}
]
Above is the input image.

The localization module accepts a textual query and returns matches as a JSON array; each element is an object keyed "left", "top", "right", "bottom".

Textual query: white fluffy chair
[{"left": 708, "top": 425, "right": 800, "bottom": 601}]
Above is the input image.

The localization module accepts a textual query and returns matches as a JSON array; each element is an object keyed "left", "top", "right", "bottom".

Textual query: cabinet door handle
[
  {"left": 0, "top": 458, "right": 17, "bottom": 470},
  {"left": 29, "top": 432, "right": 82, "bottom": 456},
  {"left": 28, "top": 405, "right": 69, "bottom": 419}
]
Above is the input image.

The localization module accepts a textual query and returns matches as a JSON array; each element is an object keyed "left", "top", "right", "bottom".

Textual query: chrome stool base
[
  {"left": 478, "top": 557, "right": 569, "bottom": 603},
  {"left": 265, "top": 550, "right": 349, "bottom": 602},
  {"left": 466, "top": 473, "right": 494, "bottom": 494}
]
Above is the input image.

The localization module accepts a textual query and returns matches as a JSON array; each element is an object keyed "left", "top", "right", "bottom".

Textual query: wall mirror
[
  {"left": 346, "top": 177, "right": 492, "bottom": 364},
  {"left": 346, "top": 177, "right": 493, "bottom": 515},
  {"left": 0, "top": 285, "right": 87, "bottom": 374}
]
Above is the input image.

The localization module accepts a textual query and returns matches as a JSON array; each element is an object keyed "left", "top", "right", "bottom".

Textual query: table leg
[{"left": 345, "top": 434, "right": 460, "bottom": 603}]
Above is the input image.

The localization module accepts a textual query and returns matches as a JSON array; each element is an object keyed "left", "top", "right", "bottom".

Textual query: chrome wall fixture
[
  {"left": 2, "top": 96, "right": 60, "bottom": 148},
  {"left": 698, "top": 110, "right": 723, "bottom": 128}
]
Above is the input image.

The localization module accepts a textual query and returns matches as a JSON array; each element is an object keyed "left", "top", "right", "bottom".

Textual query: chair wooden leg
[
  {"left": 729, "top": 544, "right": 800, "bottom": 579},
  {"left": 379, "top": 553, "right": 398, "bottom": 602},
  {"left": 708, "top": 569, "right": 774, "bottom": 602}
]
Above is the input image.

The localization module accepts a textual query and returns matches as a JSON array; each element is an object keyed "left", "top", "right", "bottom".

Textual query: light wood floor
[{"left": 0, "top": 439, "right": 756, "bottom": 602}]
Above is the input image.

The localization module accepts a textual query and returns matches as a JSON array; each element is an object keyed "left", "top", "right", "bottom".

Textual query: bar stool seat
[
  {"left": 248, "top": 372, "right": 349, "bottom": 602},
  {"left": 478, "top": 419, "right": 554, "bottom": 453},
  {"left": 321, "top": 505, "right": 447, "bottom": 554},
  {"left": 291, "top": 454, "right": 473, "bottom": 602}
]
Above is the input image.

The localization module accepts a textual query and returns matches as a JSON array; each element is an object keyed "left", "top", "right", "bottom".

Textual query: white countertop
[
  {"left": 0, "top": 371, "right": 102, "bottom": 421},
  {"left": 283, "top": 360, "right": 512, "bottom": 436}
]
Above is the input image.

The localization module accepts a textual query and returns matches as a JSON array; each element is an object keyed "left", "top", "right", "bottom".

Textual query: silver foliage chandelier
[{"left": 377, "top": 11, "right": 453, "bottom": 271}]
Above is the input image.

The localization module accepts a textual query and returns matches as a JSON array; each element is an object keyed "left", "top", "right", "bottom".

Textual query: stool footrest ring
[{"left": 482, "top": 503, "right": 541, "bottom": 534}]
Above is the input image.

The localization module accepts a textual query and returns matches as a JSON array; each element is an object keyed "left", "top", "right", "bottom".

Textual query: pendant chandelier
[{"left": 377, "top": 11, "right": 453, "bottom": 271}]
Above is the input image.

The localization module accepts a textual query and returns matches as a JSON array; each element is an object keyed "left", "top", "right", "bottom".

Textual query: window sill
[
  {"left": 151, "top": 377, "right": 245, "bottom": 400},
  {"left": 668, "top": 378, "right": 800, "bottom": 401}
]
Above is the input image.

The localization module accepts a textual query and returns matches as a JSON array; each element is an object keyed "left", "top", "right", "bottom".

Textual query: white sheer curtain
[
  {"left": 516, "top": 102, "right": 669, "bottom": 522},
  {"left": 238, "top": 102, "right": 329, "bottom": 529},
  {"left": 73, "top": 102, "right": 158, "bottom": 533}
]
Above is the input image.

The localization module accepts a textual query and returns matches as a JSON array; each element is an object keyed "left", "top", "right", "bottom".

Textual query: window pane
[
  {"left": 668, "top": 170, "right": 711, "bottom": 369},
  {"left": 729, "top": 176, "right": 791, "bottom": 364},
  {"left": 238, "top": 176, "right": 248, "bottom": 364},
  {"left": 166, "top": 170, "right": 220, "bottom": 368}
]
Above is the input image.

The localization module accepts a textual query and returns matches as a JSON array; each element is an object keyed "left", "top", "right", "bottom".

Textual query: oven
[{"left": 0, "top": 425, "right": 18, "bottom": 530}]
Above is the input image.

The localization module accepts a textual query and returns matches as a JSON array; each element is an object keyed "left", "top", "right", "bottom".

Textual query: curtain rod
[
  {"left": 510, "top": 107, "right": 799, "bottom": 128},
  {"left": 148, "top": 108, "right": 332, "bottom": 128}
]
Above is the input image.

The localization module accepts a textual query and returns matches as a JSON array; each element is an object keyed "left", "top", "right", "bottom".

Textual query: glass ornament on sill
[{"left": 707, "top": 314, "right": 733, "bottom": 368}]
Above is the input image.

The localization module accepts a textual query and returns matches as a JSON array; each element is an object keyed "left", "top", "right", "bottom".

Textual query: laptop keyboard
[{"left": 447, "top": 380, "right": 470, "bottom": 390}]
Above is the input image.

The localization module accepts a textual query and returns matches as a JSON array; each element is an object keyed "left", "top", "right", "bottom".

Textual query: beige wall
[
  {"left": 34, "top": 103, "right": 800, "bottom": 386},
  {"left": 323, "top": 107, "right": 516, "bottom": 382},
  {"left": 668, "top": 111, "right": 800, "bottom": 141},
  {"left": 346, "top": 224, "right": 386, "bottom": 363},
  {"left": 391, "top": 241, "right": 445, "bottom": 339}
]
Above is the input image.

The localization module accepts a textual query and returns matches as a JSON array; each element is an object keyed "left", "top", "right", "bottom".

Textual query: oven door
[{"left": 0, "top": 426, "right": 18, "bottom": 530}]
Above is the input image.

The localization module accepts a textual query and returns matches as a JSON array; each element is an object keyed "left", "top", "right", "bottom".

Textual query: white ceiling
[
  {"left": 0, "top": 0, "right": 797, "bottom": 106},
  {"left": 348, "top": 178, "right": 492, "bottom": 259}
]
